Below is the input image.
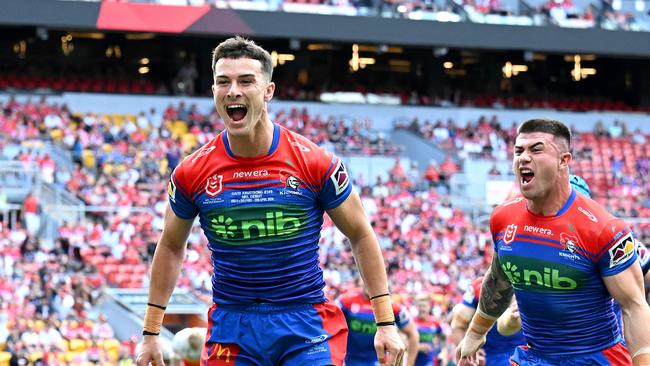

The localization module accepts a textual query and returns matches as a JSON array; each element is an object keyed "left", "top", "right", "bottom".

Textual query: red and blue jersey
[
  {"left": 414, "top": 316, "right": 443, "bottom": 366},
  {"left": 337, "top": 291, "right": 411, "bottom": 364},
  {"left": 491, "top": 190, "right": 639, "bottom": 356},
  {"left": 462, "top": 277, "right": 525, "bottom": 359},
  {"left": 168, "top": 124, "right": 352, "bottom": 304}
]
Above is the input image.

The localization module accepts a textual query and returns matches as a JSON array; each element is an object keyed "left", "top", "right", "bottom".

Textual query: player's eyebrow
[{"left": 515, "top": 142, "right": 544, "bottom": 151}]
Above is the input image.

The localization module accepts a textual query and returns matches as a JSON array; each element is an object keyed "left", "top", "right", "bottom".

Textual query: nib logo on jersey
[
  {"left": 501, "top": 257, "right": 583, "bottom": 292},
  {"left": 207, "top": 205, "right": 308, "bottom": 245}
]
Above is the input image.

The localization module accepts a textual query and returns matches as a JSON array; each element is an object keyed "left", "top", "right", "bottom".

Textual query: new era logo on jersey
[
  {"left": 331, "top": 160, "right": 350, "bottom": 196},
  {"left": 504, "top": 224, "right": 518, "bottom": 244},
  {"left": 609, "top": 233, "right": 635, "bottom": 268},
  {"left": 206, "top": 175, "right": 223, "bottom": 197}
]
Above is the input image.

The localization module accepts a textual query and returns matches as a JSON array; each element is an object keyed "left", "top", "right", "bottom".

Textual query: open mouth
[
  {"left": 520, "top": 168, "right": 534, "bottom": 185},
  {"left": 226, "top": 104, "right": 248, "bottom": 122}
]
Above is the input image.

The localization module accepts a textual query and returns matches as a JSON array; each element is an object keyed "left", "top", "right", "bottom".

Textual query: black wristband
[
  {"left": 370, "top": 293, "right": 390, "bottom": 300},
  {"left": 147, "top": 302, "right": 167, "bottom": 310},
  {"left": 142, "top": 330, "right": 160, "bottom": 336},
  {"left": 376, "top": 321, "right": 396, "bottom": 327}
]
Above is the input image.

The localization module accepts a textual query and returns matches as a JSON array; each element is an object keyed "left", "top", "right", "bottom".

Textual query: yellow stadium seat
[
  {"left": 50, "top": 129, "right": 63, "bottom": 142},
  {"left": 102, "top": 338, "right": 120, "bottom": 352},
  {"left": 0, "top": 352, "right": 11, "bottom": 366},
  {"left": 28, "top": 351, "right": 44, "bottom": 363},
  {"left": 82, "top": 149, "right": 96, "bottom": 169},
  {"left": 68, "top": 338, "right": 87, "bottom": 353}
]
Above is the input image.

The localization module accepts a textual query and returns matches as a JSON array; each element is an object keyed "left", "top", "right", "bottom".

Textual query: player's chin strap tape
[
  {"left": 370, "top": 293, "right": 395, "bottom": 325},
  {"left": 632, "top": 347, "right": 650, "bottom": 366},
  {"left": 143, "top": 303, "right": 167, "bottom": 336}
]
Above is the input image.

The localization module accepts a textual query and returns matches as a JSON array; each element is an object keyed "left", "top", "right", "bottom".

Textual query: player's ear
[
  {"left": 264, "top": 81, "right": 275, "bottom": 102},
  {"left": 559, "top": 152, "right": 572, "bottom": 169}
]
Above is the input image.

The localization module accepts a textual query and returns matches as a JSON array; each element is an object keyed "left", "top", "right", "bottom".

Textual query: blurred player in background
[
  {"left": 338, "top": 286, "right": 419, "bottom": 366},
  {"left": 136, "top": 36, "right": 405, "bottom": 366},
  {"left": 451, "top": 276, "right": 524, "bottom": 366},
  {"left": 171, "top": 327, "right": 205, "bottom": 366},
  {"left": 457, "top": 119, "right": 650, "bottom": 366},
  {"left": 412, "top": 294, "right": 445, "bottom": 366}
]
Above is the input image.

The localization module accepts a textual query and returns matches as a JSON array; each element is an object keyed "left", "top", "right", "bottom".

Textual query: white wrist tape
[{"left": 633, "top": 347, "right": 650, "bottom": 359}]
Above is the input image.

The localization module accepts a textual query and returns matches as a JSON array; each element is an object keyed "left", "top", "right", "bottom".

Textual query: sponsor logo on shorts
[
  {"left": 609, "top": 233, "right": 635, "bottom": 268},
  {"left": 305, "top": 335, "right": 328, "bottom": 344},
  {"left": 206, "top": 343, "right": 240, "bottom": 365}
]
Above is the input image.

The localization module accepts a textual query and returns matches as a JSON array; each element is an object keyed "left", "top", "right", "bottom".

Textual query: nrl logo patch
[
  {"left": 503, "top": 224, "right": 518, "bottom": 244},
  {"left": 205, "top": 174, "right": 223, "bottom": 197}
]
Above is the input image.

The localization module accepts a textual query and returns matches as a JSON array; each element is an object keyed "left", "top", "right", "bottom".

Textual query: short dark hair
[
  {"left": 517, "top": 118, "right": 571, "bottom": 151},
  {"left": 211, "top": 36, "right": 273, "bottom": 82}
]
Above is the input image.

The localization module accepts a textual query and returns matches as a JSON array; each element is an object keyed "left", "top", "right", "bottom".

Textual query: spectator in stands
[
  {"left": 21, "top": 192, "right": 40, "bottom": 237},
  {"left": 608, "top": 119, "right": 624, "bottom": 138}
]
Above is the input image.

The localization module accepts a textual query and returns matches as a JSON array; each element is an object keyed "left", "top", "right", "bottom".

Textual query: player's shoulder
[
  {"left": 491, "top": 196, "right": 526, "bottom": 225},
  {"left": 176, "top": 133, "right": 223, "bottom": 174},
  {"left": 570, "top": 194, "right": 617, "bottom": 228},
  {"left": 570, "top": 194, "right": 633, "bottom": 255},
  {"left": 279, "top": 126, "right": 340, "bottom": 185},
  {"left": 281, "top": 127, "right": 337, "bottom": 164}
]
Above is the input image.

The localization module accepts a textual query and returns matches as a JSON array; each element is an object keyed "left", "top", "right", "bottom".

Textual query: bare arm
[
  {"left": 399, "top": 321, "right": 420, "bottom": 366},
  {"left": 450, "top": 303, "right": 475, "bottom": 345},
  {"left": 328, "top": 190, "right": 405, "bottom": 365},
  {"left": 496, "top": 299, "right": 521, "bottom": 336},
  {"left": 477, "top": 255, "right": 514, "bottom": 319},
  {"left": 604, "top": 262, "right": 650, "bottom": 363},
  {"left": 138, "top": 204, "right": 194, "bottom": 366},
  {"left": 327, "top": 190, "right": 388, "bottom": 298},
  {"left": 148, "top": 204, "right": 194, "bottom": 306}
]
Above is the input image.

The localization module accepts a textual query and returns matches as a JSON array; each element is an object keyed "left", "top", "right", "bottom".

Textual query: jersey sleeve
[
  {"left": 462, "top": 279, "right": 482, "bottom": 310},
  {"left": 395, "top": 305, "right": 411, "bottom": 329},
  {"left": 597, "top": 218, "right": 639, "bottom": 277},
  {"left": 168, "top": 167, "right": 199, "bottom": 220},
  {"left": 636, "top": 239, "right": 650, "bottom": 276},
  {"left": 318, "top": 156, "right": 352, "bottom": 210}
]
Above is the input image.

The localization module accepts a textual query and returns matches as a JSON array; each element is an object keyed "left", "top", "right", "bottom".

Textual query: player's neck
[
  {"left": 227, "top": 119, "right": 274, "bottom": 158},
  {"left": 526, "top": 181, "right": 572, "bottom": 216}
]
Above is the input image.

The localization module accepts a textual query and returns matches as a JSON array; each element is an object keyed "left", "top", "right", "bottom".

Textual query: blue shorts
[
  {"left": 510, "top": 343, "right": 632, "bottom": 366},
  {"left": 486, "top": 351, "right": 513, "bottom": 366},
  {"left": 200, "top": 301, "right": 348, "bottom": 366}
]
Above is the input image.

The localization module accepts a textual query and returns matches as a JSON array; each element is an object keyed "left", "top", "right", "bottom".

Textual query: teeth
[
  {"left": 227, "top": 104, "right": 246, "bottom": 109},
  {"left": 520, "top": 168, "right": 533, "bottom": 174}
]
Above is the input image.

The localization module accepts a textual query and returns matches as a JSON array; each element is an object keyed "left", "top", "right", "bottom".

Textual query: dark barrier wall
[{"left": 2, "top": 0, "right": 650, "bottom": 57}]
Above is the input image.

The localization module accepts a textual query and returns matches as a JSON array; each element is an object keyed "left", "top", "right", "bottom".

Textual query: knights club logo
[
  {"left": 503, "top": 224, "right": 518, "bottom": 244},
  {"left": 206, "top": 174, "right": 223, "bottom": 197}
]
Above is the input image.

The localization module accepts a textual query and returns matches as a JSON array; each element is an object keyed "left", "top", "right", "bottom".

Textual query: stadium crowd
[{"left": 0, "top": 97, "right": 649, "bottom": 364}]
